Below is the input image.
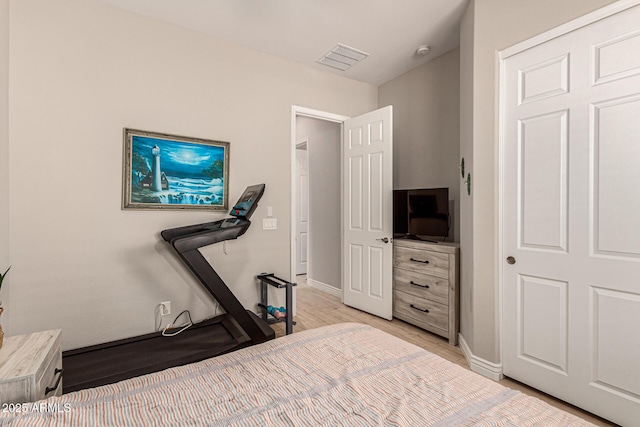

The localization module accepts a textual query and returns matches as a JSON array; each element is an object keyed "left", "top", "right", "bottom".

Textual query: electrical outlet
[{"left": 160, "top": 301, "right": 171, "bottom": 316}]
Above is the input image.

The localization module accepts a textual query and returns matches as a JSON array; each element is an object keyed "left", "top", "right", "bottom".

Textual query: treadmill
[{"left": 62, "top": 184, "right": 275, "bottom": 393}]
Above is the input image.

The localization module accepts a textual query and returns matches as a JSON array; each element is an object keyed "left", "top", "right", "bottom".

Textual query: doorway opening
[
  {"left": 291, "top": 107, "right": 345, "bottom": 298},
  {"left": 290, "top": 105, "right": 394, "bottom": 320}
]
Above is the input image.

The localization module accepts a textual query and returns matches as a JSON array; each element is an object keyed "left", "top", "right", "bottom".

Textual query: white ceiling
[{"left": 97, "top": 0, "right": 469, "bottom": 85}]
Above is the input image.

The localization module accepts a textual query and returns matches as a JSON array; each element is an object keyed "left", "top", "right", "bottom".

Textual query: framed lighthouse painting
[{"left": 122, "top": 128, "right": 230, "bottom": 210}]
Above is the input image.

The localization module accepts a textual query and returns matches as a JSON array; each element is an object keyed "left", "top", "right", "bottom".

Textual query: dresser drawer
[
  {"left": 36, "top": 346, "right": 63, "bottom": 400},
  {"left": 394, "top": 246, "right": 449, "bottom": 279},
  {"left": 393, "top": 290, "right": 448, "bottom": 333},
  {"left": 394, "top": 268, "right": 449, "bottom": 306}
]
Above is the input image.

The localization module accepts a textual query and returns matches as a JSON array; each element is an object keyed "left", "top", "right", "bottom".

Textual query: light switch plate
[{"left": 263, "top": 218, "right": 277, "bottom": 230}]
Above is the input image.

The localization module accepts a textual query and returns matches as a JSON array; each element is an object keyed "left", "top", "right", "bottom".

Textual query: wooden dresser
[
  {"left": 0, "top": 329, "right": 63, "bottom": 404},
  {"left": 393, "top": 239, "right": 460, "bottom": 345}
]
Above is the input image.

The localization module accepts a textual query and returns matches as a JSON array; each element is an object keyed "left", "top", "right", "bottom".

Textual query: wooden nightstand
[{"left": 0, "top": 329, "right": 63, "bottom": 404}]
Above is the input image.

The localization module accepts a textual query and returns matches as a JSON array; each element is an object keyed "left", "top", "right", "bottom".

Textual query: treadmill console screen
[{"left": 230, "top": 184, "right": 265, "bottom": 219}]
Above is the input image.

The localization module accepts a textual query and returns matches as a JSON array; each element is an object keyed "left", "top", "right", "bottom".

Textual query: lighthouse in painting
[
  {"left": 141, "top": 145, "right": 169, "bottom": 191},
  {"left": 151, "top": 145, "right": 162, "bottom": 191}
]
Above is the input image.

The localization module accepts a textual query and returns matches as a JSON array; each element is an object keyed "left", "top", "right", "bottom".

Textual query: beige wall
[
  {"left": 462, "top": 0, "right": 617, "bottom": 363},
  {"left": 0, "top": 0, "right": 9, "bottom": 326},
  {"left": 296, "top": 117, "right": 341, "bottom": 290},
  {"left": 7, "top": 0, "right": 377, "bottom": 350},
  {"left": 379, "top": 49, "right": 461, "bottom": 242}
]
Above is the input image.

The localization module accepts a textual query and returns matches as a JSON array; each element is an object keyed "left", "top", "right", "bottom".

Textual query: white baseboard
[
  {"left": 459, "top": 334, "right": 503, "bottom": 381},
  {"left": 307, "top": 278, "right": 342, "bottom": 298}
]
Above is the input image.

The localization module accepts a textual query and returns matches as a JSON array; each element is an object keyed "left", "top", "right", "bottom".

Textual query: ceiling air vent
[{"left": 316, "top": 43, "right": 369, "bottom": 71}]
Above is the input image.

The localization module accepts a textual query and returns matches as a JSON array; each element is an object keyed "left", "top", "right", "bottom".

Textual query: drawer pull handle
[
  {"left": 45, "top": 368, "right": 64, "bottom": 396},
  {"left": 410, "top": 304, "right": 429, "bottom": 313},
  {"left": 410, "top": 257, "right": 429, "bottom": 264},
  {"left": 410, "top": 281, "right": 429, "bottom": 289}
]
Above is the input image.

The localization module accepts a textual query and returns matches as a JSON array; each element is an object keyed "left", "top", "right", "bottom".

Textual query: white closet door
[{"left": 502, "top": 4, "right": 640, "bottom": 426}]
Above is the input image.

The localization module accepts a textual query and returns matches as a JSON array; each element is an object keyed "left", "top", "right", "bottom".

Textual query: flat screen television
[{"left": 394, "top": 188, "right": 449, "bottom": 240}]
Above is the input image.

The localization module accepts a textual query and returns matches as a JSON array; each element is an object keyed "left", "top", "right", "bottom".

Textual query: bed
[{"left": 0, "top": 323, "right": 595, "bottom": 426}]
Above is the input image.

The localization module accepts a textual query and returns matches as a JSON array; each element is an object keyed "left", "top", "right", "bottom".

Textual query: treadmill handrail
[{"left": 162, "top": 219, "right": 250, "bottom": 253}]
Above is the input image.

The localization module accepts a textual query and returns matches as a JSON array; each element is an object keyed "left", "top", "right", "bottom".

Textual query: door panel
[
  {"left": 519, "top": 54, "right": 569, "bottom": 104},
  {"left": 518, "top": 110, "right": 568, "bottom": 252},
  {"left": 348, "top": 244, "right": 363, "bottom": 293},
  {"left": 517, "top": 274, "right": 568, "bottom": 374},
  {"left": 369, "top": 246, "right": 383, "bottom": 298},
  {"left": 590, "top": 287, "right": 640, "bottom": 399},
  {"left": 593, "top": 29, "right": 640, "bottom": 85},
  {"left": 369, "top": 152, "right": 383, "bottom": 232},
  {"left": 592, "top": 96, "right": 640, "bottom": 258},
  {"left": 343, "top": 106, "right": 393, "bottom": 319},
  {"left": 349, "top": 155, "right": 363, "bottom": 230}
]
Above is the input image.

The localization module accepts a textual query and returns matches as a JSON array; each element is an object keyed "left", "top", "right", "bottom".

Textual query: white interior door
[
  {"left": 502, "top": 5, "right": 640, "bottom": 426},
  {"left": 343, "top": 106, "right": 393, "bottom": 319},
  {"left": 296, "top": 142, "right": 309, "bottom": 275}
]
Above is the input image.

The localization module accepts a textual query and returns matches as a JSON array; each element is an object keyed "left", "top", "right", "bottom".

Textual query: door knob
[
  {"left": 376, "top": 237, "right": 390, "bottom": 244},
  {"left": 506, "top": 256, "right": 516, "bottom": 265}
]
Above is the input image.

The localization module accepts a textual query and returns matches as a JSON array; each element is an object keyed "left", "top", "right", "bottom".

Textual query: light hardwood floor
[{"left": 270, "top": 278, "right": 617, "bottom": 427}]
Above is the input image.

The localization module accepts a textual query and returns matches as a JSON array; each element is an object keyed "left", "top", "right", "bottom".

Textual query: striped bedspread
[{"left": 0, "top": 323, "right": 595, "bottom": 426}]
